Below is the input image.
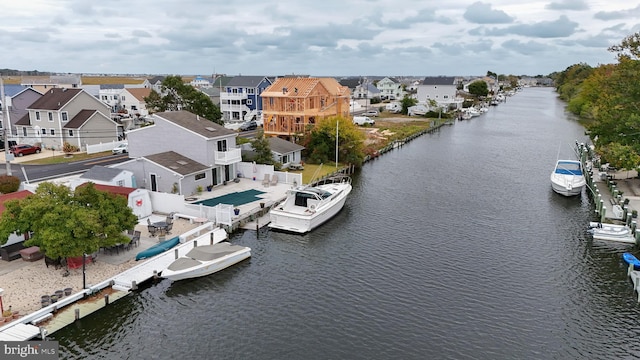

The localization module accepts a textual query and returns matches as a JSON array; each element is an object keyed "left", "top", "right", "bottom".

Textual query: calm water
[{"left": 56, "top": 88, "right": 640, "bottom": 359}]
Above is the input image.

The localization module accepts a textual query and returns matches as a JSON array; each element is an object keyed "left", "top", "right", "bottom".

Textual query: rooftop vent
[
  {"left": 176, "top": 160, "right": 188, "bottom": 165},
  {"left": 205, "top": 127, "right": 216, "bottom": 132},
  {"left": 169, "top": 165, "right": 179, "bottom": 170}
]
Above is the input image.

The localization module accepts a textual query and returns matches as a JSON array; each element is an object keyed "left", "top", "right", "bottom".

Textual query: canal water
[{"left": 55, "top": 88, "right": 640, "bottom": 359}]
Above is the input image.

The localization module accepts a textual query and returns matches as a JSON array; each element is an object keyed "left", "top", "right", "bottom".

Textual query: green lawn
[{"left": 22, "top": 151, "right": 113, "bottom": 165}]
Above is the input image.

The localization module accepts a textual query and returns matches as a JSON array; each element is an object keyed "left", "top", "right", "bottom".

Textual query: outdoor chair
[
  {"left": 262, "top": 174, "right": 270, "bottom": 187},
  {"left": 270, "top": 174, "right": 278, "bottom": 186},
  {"left": 165, "top": 223, "right": 173, "bottom": 235},
  {"left": 166, "top": 216, "right": 173, "bottom": 225},
  {"left": 147, "top": 225, "right": 158, "bottom": 237}
]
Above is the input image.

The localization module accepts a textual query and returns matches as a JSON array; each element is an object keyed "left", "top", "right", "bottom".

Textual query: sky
[{"left": 1, "top": 0, "right": 639, "bottom": 77}]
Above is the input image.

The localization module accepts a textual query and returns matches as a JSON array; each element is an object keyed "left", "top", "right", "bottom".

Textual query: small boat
[
  {"left": 161, "top": 242, "right": 251, "bottom": 281},
  {"left": 135, "top": 236, "right": 181, "bottom": 261},
  {"left": 622, "top": 252, "right": 640, "bottom": 270},
  {"left": 588, "top": 222, "right": 636, "bottom": 244},
  {"left": 269, "top": 175, "right": 352, "bottom": 234},
  {"left": 550, "top": 160, "right": 586, "bottom": 196}
]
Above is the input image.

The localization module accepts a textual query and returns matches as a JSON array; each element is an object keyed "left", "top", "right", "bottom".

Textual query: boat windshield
[
  {"left": 294, "top": 188, "right": 331, "bottom": 207},
  {"left": 555, "top": 161, "right": 582, "bottom": 175}
]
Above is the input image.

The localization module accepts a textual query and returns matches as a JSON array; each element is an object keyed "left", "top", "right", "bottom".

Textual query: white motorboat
[
  {"left": 268, "top": 176, "right": 352, "bottom": 234},
  {"left": 550, "top": 160, "right": 586, "bottom": 196},
  {"left": 588, "top": 222, "right": 636, "bottom": 244},
  {"left": 161, "top": 242, "right": 251, "bottom": 281}
]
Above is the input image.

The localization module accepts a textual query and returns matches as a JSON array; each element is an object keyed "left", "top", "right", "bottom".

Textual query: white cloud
[{"left": 0, "top": 0, "right": 634, "bottom": 76}]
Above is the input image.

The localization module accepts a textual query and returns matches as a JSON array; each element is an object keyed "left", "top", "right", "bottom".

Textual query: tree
[
  {"left": 251, "top": 130, "right": 274, "bottom": 165},
  {"left": 0, "top": 183, "right": 137, "bottom": 260},
  {"left": 468, "top": 80, "right": 489, "bottom": 97},
  {"left": 0, "top": 175, "right": 20, "bottom": 193},
  {"left": 301, "top": 116, "right": 365, "bottom": 167},
  {"left": 400, "top": 95, "right": 418, "bottom": 115},
  {"left": 144, "top": 75, "right": 223, "bottom": 124}
]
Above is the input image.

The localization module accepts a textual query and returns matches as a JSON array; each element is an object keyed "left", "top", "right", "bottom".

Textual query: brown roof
[
  {"left": 64, "top": 109, "right": 96, "bottom": 129},
  {"left": 27, "top": 88, "right": 83, "bottom": 110},
  {"left": 154, "top": 111, "right": 235, "bottom": 138},
  {"left": 126, "top": 88, "right": 152, "bottom": 102},
  {"left": 262, "top": 77, "right": 348, "bottom": 98},
  {"left": 78, "top": 183, "right": 137, "bottom": 198},
  {"left": 15, "top": 113, "right": 30, "bottom": 126},
  {"left": 145, "top": 151, "right": 209, "bottom": 176}
]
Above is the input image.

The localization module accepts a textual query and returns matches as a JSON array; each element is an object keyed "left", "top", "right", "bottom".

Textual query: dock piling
[
  {"left": 104, "top": 294, "right": 109, "bottom": 306},
  {"left": 74, "top": 308, "right": 80, "bottom": 320}
]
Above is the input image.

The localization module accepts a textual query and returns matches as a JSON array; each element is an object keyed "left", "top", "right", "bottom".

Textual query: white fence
[{"left": 86, "top": 140, "right": 125, "bottom": 154}]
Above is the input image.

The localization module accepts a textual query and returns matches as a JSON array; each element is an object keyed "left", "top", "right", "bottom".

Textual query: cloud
[
  {"left": 594, "top": 4, "right": 640, "bottom": 20},
  {"left": 545, "top": 0, "right": 589, "bottom": 11},
  {"left": 502, "top": 39, "right": 551, "bottom": 55},
  {"left": 479, "top": 15, "right": 579, "bottom": 38},
  {"left": 464, "top": 2, "right": 514, "bottom": 24}
]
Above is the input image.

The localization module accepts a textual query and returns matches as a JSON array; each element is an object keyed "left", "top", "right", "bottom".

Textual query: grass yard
[{"left": 22, "top": 151, "right": 113, "bottom": 165}]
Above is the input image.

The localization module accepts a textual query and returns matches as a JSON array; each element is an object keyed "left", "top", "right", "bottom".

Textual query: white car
[
  {"left": 112, "top": 143, "right": 128, "bottom": 154},
  {"left": 353, "top": 116, "right": 375, "bottom": 126},
  {"left": 363, "top": 109, "right": 379, "bottom": 117}
]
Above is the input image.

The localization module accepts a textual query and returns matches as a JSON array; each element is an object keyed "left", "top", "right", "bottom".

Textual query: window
[
  {"left": 68, "top": 130, "right": 74, "bottom": 136},
  {"left": 121, "top": 96, "right": 125, "bottom": 101},
  {"left": 247, "top": 88, "right": 255, "bottom": 94},
  {"left": 195, "top": 173, "right": 206, "bottom": 181},
  {"left": 48, "top": 112, "right": 53, "bottom": 121},
  {"left": 35, "top": 112, "right": 40, "bottom": 121},
  {"left": 61, "top": 112, "right": 68, "bottom": 121},
  {"left": 117, "top": 180, "right": 125, "bottom": 187},
  {"left": 41, "top": 128, "right": 46, "bottom": 135},
  {"left": 102, "top": 95, "right": 108, "bottom": 100},
  {"left": 23, "top": 128, "right": 27, "bottom": 136},
  {"left": 247, "top": 99, "right": 252, "bottom": 105},
  {"left": 444, "top": 95, "right": 449, "bottom": 99},
  {"left": 50, "top": 129, "right": 55, "bottom": 135},
  {"left": 131, "top": 105, "right": 137, "bottom": 110}
]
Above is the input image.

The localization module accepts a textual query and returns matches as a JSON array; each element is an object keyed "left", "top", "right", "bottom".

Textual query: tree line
[{"left": 552, "top": 32, "right": 640, "bottom": 171}]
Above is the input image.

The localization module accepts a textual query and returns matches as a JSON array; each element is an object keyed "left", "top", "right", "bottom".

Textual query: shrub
[
  {"left": 62, "top": 142, "right": 79, "bottom": 153},
  {"left": 0, "top": 175, "right": 20, "bottom": 193}
]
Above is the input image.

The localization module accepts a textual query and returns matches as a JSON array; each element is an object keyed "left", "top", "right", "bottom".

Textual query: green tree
[
  {"left": 0, "top": 183, "right": 137, "bottom": 259},
  {"left": 251, "top": 130, "right": 274, "bottom": 165},
  {"left": 400, "top": 95, "right": 418, "bottom": 115},
  {"left": 302, "top": 117, "right": 365, "bottom": 167},
  {"left": 468, "top": 80, "right": 489, "bottom": 97},
  {"left": 144, "top": 75, "right": 223, "bottom": 124}
]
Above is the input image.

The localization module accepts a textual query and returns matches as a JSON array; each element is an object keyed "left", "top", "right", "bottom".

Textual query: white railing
[{"left": 214, "top": 148, "right": 241, "bottom": 165}]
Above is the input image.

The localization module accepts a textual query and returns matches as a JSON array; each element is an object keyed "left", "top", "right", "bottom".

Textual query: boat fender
[{"left": 309, "top": 204, "right": 316, "bottom": 211}]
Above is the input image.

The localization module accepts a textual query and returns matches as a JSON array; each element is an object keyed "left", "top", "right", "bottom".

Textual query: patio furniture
[
  {"left": 270, "top": 174, "right": 278, "bottom": 186},
  {"left": 262, "top": 174, "right": 270, "bottom": 187},
  {"left": 148, "top": 225, "right": 158, "bottom": 237}
]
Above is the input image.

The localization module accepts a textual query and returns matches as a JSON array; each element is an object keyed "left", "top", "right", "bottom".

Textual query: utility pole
[{"left": 0, "top": 76, "right": 12, "bottom": 176}]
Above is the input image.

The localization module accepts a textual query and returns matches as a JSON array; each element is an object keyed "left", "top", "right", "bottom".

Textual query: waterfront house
[
  {"left": 220, "top": 76, "right": 273, "bottom": 124},
  {"left": 268, "top": 137, "right": 305, "bottom": 168},
  {"left": 119, "top": 88, "right": 152, "bottom": 117},
  {"left": 71, "top": 165, "right": 136, "bottom": 188},
  {"left": 261, "top": 77, "right": 350, "bottom": 139},
  {"left": 14, "top": 88, "right": 119, "bottom": 150},
  {"left": 353, "top": 82, "right": 381, "bottom": 100},
  {"left": 417, "top": 76, "right": 462, "bottom": 110},
  {"left": 114, "top": 110, "right": 241, "bottom": 195}
]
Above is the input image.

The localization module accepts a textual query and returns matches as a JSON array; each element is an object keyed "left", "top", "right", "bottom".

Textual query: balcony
[{"left": 214, "top": 148, "right": 241, "bottom": 165}]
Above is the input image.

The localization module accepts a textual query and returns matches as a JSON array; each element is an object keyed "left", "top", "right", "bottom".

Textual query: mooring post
[
  {"left": 131, "top": 281, "right": 137, "bottom": 291},
  {"left": 153, "top": 270, "right": 158, "bottom": 280},
  {"left": 175, "top": 248, "right": 179, "bottom": 259},
  {"left": 194, "top": 240, "right": 198, "bottom": 248},
  {"left": 74, "top": 308, "right": 80, "bottom": 320},
  {"left": 601, "top": 205, "right": 606, "bottom": 223},
  {"left": 104, "top": 294, "right": 109, "bottom": 306}
]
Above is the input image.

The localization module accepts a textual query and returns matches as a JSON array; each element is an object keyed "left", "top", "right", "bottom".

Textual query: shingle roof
[
  {"left": 153, "top": 110, "right": 235, "bottom": 138},
  {"left": 422, "top": 76, "right": 456, "bottom": 86},
  {"left": 226, "top": 76, "right": 269, "bottom": 87},
  {"left": 100, "top": 84, "right": 125, "bottom": 89},
  {"left": 125, "top": 88, "right": 151, "bottom": 101},
  {"left": 15, "top": 113, "right": 30, "bottom": 126},
  {"left": 27, "top": 88, "right": 82, "bottom": 110},
  {"left": 64, "top": 109, "right": 96, "bottom": 129},
  {"left": 268, "top": 137, "right": 305, "bottom": 154},
  {"left": 79, "top": 165, "right": 124, "bottom": 182},
  {"left": 145, "top": 151, "right": 209, "bottom": 176}
]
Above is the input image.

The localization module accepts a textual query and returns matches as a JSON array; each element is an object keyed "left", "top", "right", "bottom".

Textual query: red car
[{"left": 10, "top": 144, "right": 42, "bottom": 157}]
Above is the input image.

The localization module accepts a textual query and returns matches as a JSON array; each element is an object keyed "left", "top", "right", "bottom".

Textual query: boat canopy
[
  {"left": 555, "top": 161, "right": 582, "bottom": 176},
  {"left": 294, "top": 188, "right": 331, "bottom": 207}
]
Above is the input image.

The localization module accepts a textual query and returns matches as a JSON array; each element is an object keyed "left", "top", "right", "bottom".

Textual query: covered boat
[
  {"left": 135, "top": 236, "right": 181, "bottom": 261},
  {"left": 588, "top": 222, "right": 636, "bottom": 244},
  {"left": 161, "top": 242, "right": 251, "bottom": 281},
  {"left": 550, "top": 160, "right": 586, "bottom": 196}
]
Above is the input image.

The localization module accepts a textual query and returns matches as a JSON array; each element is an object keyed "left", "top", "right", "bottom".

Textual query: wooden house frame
[{"left": 261, "top": 77, "right": 350, "bottom": 138}]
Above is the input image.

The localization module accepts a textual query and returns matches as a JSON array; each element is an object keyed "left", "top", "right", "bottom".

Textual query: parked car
[
  {"left": 0, "top": 140, "right": 17, "bottom": 150},
  {"left": 363, "top": 109, "right": 379, "bottom": 117},
  {"left": 239, "top": 120, "right": 258, "bottom": 131},
  {"left": 112, "top": 143, "right": 128, "bottom": 154},
  {"left": 10, "top": 144, "right": 41, "bottom": 157}
]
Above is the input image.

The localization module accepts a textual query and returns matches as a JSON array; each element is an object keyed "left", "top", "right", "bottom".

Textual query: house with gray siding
[
  {"left": 14, "top": 88, "right": 118, "bottom": 150},
  {"left": 116, "top": 110, "right": 241, "bottom": 195},
  {"left": 416, "top": 77, "right": 462, "bottom": 109},
  {"left": 1, "top": 85, "right": 42, "bottom": 137}
]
